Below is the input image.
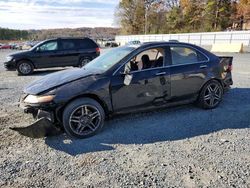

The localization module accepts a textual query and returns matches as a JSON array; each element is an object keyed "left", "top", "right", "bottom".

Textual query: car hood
[
  {"left": 24, "top": 68, "right": 98, "bottom": 95},
  {"left": 9, "top": 50, "right": 30, "bottom": 57}
]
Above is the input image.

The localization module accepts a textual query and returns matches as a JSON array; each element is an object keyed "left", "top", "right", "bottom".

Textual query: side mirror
[
  {"left": 124, "top": 73, "right": 133, "bottom": 86},
  {"left": 119, "top": 64, "right": 133, "bottom": 85},
  {"left": 121, "top": 66, "right": 131, "bottom": 75}
]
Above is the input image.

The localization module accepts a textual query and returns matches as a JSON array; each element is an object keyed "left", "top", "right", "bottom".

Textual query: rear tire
[
  {"left": 17, "top": 60, "right": 34, "bottom": 75},
  {"left": 79, "top": 57, "right": 91, "bottom": 67},
  {"left": 62, "top": 98, "right": 105, "bottom": 139},
  {"left": 198, "top": 80, "right": 223, "bottom": 109}
]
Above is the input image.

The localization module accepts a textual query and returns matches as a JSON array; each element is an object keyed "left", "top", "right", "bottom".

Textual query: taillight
[{"left": 96, "top": 47, "right": 100, "bottom": 53}]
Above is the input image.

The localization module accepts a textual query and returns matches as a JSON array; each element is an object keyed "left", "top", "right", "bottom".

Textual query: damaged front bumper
[
  {"left": 19, "top": 94, "right": 56, "bottom": 121},
  {"left": 14, "top": 95, "right": 62, "bottom": 137},
  {"left": 19, "top": 101, "right": 55, "bottom": 122}
]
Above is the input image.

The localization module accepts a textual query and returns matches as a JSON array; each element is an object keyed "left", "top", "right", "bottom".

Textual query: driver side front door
[
  {"left": 110, "top": 47, "right": 170, "bottom": 113},
  {"left": 32, "top": 40, "right": 63, "bottom": 68}
]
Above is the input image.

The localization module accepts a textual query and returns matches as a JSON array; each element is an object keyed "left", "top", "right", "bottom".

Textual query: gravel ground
[{"left": 0, "top": 49, "right": 249, "bottom": 187}]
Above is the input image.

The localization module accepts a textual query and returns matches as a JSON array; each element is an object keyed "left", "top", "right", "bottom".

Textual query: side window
[
  {"left": 61, "top": 40, "right": 76, "bottom": 50},
  {"left": 39, "top": 41, "right": 58, "bottom": 51},
  {"left": 170, "top": 46, "right": 208, "bottom": 65},
  {"left": 124, "top": 48, "right": 165, "bottom": 73},
  {"left": 78, "top": 39, "right": 97, "bottom": 49}
]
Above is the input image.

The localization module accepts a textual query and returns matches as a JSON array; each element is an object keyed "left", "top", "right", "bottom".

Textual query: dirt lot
[{"left": 0, "top": 49, "right": 249, "bottom": 187}]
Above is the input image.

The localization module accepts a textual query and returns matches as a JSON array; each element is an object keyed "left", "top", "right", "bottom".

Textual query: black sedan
[{"left": 19, "top": 42, "right": 233, "bottom": 138}]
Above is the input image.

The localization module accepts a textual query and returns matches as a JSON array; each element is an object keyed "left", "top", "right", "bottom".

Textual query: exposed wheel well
[{"left": 55, "top": 94, "right": 110, "bottom": 124}]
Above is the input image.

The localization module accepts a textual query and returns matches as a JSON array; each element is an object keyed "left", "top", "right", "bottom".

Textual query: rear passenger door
[
  {"left": 78, "top": 39, "right": 98, "bottom": 59},
  {"left": 58, "top": 39, "right": 80, "bottom": 66},
  {"left": 169, "top": 45, "right": 209, "bottom": 99}
]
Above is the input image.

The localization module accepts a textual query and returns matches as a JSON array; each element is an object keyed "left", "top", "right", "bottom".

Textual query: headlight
[
  {"left": 6, "top": 56, "right": 13, "bottom": 61},
  {"left": 24, "top": 94, "right": 55, "bottom": 104}
]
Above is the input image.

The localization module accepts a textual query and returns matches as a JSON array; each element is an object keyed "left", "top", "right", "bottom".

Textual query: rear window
[
  {"left": 77, "top": 39, "right": 98, "bottom": 49},
  {"left": 170, "top": 46, "right": 208, "bottom": 65}
]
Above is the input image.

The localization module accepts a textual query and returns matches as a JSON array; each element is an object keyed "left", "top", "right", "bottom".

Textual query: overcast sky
[{"left": 0, "top": 0, "right": 119, "bottom": 30}]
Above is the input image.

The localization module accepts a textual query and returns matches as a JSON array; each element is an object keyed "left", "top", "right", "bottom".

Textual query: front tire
[
  {"left": 17, "top": 60, "right": 34, "bottom": 75},
  {"left": 62, "top": 98, "right": 105, "bottom": 139},
  {"left": 198, "top": 80, "right": 223, "bottom": 109}
]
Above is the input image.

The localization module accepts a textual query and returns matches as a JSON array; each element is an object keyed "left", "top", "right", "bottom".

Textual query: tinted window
[
  {"left": 78, "top": 39, "right": 97, "bottom": 49},
  {"left": 39, "top": 41, "right": 58, "bottom": 51},
  {"left": 61, "top": 40, "right": 76, "bottom": 50},
  {"left": 170, "top": 46, "right": 208, "bottom": 65}
]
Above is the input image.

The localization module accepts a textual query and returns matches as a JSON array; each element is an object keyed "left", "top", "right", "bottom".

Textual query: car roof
[
  {"left": 126, "top": 41, "right": 206, "bottom": 51},
  {"left": 44, "top": 37, "right": 93, "bottom": 42},
  {"left": 125, "top": 41, "right": 215, "bottom": 58},
  {"left": 139, "top": 41, "right": 193, "bottom": 47}
]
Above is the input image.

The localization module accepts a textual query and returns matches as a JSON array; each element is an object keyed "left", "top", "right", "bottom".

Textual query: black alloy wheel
[
  {"left": 63, "top": 98, "right": 105, "bottom": 138},
  {"left": 199, "top": 80, "right": 223, "bottom": 109}
]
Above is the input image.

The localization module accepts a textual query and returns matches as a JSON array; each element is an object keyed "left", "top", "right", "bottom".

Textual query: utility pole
[
  {"left": 144, "top": 0, "right": 152, "bottom": 35},
  {"left": 145, "top": 8, "right": 147, "bottom": 34}
]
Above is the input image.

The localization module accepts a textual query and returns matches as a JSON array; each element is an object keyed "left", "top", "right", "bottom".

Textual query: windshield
[
  {"left": 29, "top": 41, "right": 44, "bottom": 51},
  {"left": 83, "top": 46, "right": 135, "bottom": 73}
]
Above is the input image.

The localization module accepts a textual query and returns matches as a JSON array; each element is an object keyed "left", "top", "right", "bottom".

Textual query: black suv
[{"left": 4, "top": 37, "right": 100, "bottom": 75}]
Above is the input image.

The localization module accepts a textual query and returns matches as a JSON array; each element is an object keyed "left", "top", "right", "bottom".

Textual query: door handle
[
  {"left": 155, "top": 72, "right": 166, "bottom": 76},
  {"left": 200, "top": 65, "right": 208, "bottom": 69}
]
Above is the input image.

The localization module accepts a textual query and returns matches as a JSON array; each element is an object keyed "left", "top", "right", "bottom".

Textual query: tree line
[
  {"left": 116, "top": 0, "right": 250, "bottom": 35},
  {"left": 0, "top": 28, "right": 29, "bottom": 40},
  {"left": 28, "top": 27, "right": 119, "bottom": 41},
  {"left": 0, "top": 27, "right": 119, "bottom": 41}
]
